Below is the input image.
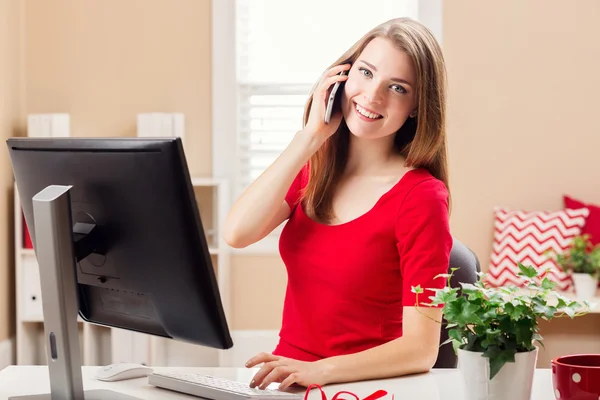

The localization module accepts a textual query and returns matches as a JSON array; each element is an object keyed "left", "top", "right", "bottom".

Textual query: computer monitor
[{"left": 6, "top": 137, "right": 233, "bottom": 400}]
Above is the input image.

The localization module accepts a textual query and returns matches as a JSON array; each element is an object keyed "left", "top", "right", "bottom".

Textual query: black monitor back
[{"left": 6, "top": 137, "right": 233, "bottom": 350}]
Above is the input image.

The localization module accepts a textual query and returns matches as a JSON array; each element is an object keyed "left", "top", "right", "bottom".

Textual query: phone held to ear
[{"left": 324, "top": 70, "right": 347, "bottom": 124}]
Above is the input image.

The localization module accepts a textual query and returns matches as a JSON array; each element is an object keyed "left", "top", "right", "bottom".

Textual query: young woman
[{"left": 223, "top": 17, "right": 452, "bottom": 390}]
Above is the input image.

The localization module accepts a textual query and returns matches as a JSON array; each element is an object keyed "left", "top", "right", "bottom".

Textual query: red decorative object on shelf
[{"left": 23, "top": 213, "right": 33, "bottom": 249}]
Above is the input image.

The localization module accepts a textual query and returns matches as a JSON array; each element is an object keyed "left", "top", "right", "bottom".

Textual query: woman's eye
[
  {"left": 391, "top": 84, "right": 407, "bottom": 94},
  {"left": 358, "top": 68, "right": 372, "bottom": 78}
]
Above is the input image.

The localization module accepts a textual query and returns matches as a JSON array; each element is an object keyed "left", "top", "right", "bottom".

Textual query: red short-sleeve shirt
[{"left": 273, "top": 165, "right": 452, "bottom": 361}]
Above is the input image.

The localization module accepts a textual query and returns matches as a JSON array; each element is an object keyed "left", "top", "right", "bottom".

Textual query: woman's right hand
[{"left": 302, "top": 64, "right": 351, "bottom": 142}]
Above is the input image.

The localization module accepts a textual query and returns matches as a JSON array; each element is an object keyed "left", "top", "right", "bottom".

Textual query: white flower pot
[
  {"left": 571, "top": 272, "right": 598, "bottom": 299},
  {"left": 457, "top": 347, "right": 538, "bottom": 400}
]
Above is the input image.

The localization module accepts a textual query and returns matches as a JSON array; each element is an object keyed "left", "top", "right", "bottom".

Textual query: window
[{"left": 212, "top": 0, "right": 441, "bottom": 253}]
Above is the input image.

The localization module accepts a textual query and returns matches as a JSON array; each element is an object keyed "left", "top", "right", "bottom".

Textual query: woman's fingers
[
  {"left": 278, "top": 372, "right": 301, "bottom": 390},
  {"left": 324, "top": 63, "right": 351, "bottom": 78},
  {"left": 303, "top": 63, "right": 352, "bottom": 139},
  {"left": 249, "top": 360, "right": 281, "bottom": 388},
  {"left": 258, "top": 365, "right": 295, "bottom": 390},
  {"left": 245, "top": 352, "right": 279, "bottom": 368},
  {"left": 316, "top": 73, "right": 349, "bottom": 101}
]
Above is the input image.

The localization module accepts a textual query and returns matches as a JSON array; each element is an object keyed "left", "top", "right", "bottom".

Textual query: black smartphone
[{"left": 324, "top": 70, "right": 347, "bottom": 124}]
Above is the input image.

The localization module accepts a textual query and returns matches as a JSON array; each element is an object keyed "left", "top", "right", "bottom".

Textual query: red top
[{"left": 272, "top": 166, "right": 452, "bottom": 361}]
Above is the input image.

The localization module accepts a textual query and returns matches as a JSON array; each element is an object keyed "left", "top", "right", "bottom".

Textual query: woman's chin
[
  {"left": 346, "top": 121, "right": 387, "bottom": 140},
  {"left": 347, "top": 130, "right": 389, "bottom": 141}
]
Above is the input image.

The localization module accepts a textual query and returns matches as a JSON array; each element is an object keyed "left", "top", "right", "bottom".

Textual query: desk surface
[{"left": 0, "top": 366, "right": 555, "bottom": 399}]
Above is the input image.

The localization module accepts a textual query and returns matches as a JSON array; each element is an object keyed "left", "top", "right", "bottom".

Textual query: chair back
[{"left": 433, "top": 237, "right": 481, "bottom": 368}]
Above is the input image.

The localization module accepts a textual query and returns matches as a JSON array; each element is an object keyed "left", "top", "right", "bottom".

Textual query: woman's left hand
[{"left": 245, "top": 352, "right": 333, "bottom": 390}]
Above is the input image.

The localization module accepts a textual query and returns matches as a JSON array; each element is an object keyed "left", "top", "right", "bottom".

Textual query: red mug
[{"left": 551, "top": 354, "right": 600, "bottom": 399}]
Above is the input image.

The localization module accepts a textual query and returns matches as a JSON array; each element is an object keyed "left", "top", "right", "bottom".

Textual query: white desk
[{"left": 0, "top": 366, "right": 555, "bottom": 399}]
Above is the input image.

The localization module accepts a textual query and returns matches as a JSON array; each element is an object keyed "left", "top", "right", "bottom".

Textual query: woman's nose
[{"left": 363, "top": 84, "right": 384, "bottom": 104}]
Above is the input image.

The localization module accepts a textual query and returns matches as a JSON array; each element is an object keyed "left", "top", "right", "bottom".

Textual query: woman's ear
[{"left": 409, "top": 109, "right": 418, "bottom": 118}]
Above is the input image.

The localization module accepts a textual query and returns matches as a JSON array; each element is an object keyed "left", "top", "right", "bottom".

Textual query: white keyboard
[{"left": 148, "top": 372, "right": 305, "bottom": 400}]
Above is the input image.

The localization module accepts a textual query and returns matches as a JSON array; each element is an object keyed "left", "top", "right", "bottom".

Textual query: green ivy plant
[
  {"left": 546, "top": 234, "right": 600, "bottom": 278},
  {"left": 412, "top": 264, "right": 592, "bottom": 380}
]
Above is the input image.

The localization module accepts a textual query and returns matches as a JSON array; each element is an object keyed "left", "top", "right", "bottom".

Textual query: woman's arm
[
  {"left": 222, "top": 130, "right": 321, "bottom": 248},
  {"left": 222, "top": 64, "right": 350, "bottom": 248},
  {"left": 318, "top": 306, "right": 443, "bottom": 384},
  {"left": 245, "top": 306, "right": 443, "bottom": 390}
]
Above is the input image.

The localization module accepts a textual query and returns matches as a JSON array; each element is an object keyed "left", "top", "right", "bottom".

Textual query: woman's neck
[{"left": 344, "top": 133, "right": 401, "bottom": 176}]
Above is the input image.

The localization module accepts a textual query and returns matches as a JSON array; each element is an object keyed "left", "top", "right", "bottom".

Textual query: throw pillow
[
  {"left": 564, "top": 195, "right": 600, "bottom": 245},
  {"left": 486, "top": 206, "right": 589, "bottom": 291}
]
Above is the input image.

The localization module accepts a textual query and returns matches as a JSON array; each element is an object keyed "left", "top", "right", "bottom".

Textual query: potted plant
[
  {"left": 413, "top": 264, "right": 592, "bottom": 400},
  {"left": 547, "top": 234, "right": 600, "bottom": 299}
]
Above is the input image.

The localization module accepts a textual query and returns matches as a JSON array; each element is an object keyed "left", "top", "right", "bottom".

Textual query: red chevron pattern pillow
[
  {"left": 564, "top": 195, "right": 600, "bottom": 245},
  {"left": 486, "top": 206, "right": 590, "bottom": 291}
]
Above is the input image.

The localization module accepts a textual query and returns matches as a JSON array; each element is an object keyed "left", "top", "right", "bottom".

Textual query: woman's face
[{"left": 341, "top": 37, "right": 418, "bottom": 140}]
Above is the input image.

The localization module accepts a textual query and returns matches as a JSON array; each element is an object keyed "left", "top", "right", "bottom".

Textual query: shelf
[
  {"left": 191, "top": 177, "right": 223, "bottom": 187},
  {"left": 22, "top": 247, "right": 218, "bottom": 256},
  {"left": 513, "top": 288, "right": 600, "bottom": 314},
  {"left": 21, "top": 317, "right": 86, "bottom": 324},
  {"left": 551, "top": 291, "right": 600, "bottom": 314},
  {"left": 21, "top": 248, "right": 35, "bottom": 257}
]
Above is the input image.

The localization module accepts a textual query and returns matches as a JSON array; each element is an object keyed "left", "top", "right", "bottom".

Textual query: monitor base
[{"left": 10, "top": 389, "right": 144, "bottom": 400}]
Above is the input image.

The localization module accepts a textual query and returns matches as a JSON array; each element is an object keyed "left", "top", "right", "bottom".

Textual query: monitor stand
[{"left": 10, "top": 185, "right": 142, "bottom": 400}]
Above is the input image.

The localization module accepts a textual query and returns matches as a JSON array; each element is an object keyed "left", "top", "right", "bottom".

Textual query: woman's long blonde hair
[{"left": 300, "top": 17, "right": 449, "bottom": 224}]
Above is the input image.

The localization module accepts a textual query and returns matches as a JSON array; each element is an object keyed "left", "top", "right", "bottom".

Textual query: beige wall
[
  {"left": 445, "top": 0, "right": 600, "bottom": 266},
  {"left": 24, "top": 0, "right": 213, "bottom": 176},
  {"left": 0, "top": 0, "right": 22, "bottom": 342},
  {"left": 444, "top": 0, "right": 600, "bottom": 367},
  {"left": 231, "top": 256, "right": 287, "bottom": 330}
]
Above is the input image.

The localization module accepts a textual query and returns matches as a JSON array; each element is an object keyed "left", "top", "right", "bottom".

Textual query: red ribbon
[{"left": 303, "top": 384, "right": 392, "bottom": 400}]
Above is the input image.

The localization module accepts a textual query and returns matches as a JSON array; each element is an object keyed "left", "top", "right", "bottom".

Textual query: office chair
[{"left": 433, "top": 237, "right": 481, "bottom": 369}]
